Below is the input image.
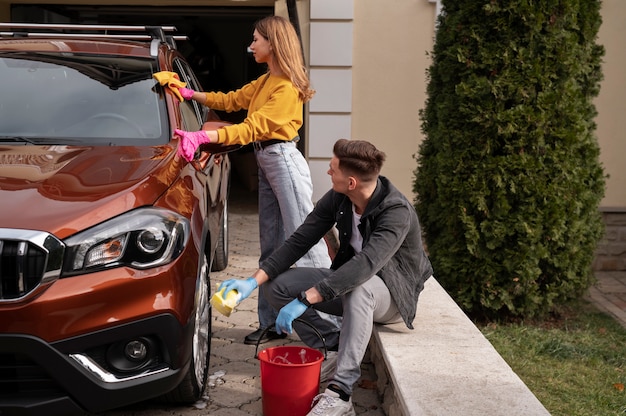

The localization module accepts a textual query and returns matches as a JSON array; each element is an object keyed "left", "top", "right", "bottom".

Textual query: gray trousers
[
  {"left": 263, "top": 268, "right": 402, "bottom": 395},
  {"left": 255, "top": 141, "right": 331, "bottom": 329}
]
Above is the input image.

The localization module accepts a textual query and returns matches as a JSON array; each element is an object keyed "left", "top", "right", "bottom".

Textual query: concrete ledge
[{"left": 369, "top": 278, "right": 550, "bottom": 415}]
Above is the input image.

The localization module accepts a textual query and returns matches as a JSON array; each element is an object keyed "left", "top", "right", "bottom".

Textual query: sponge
[{"left": 210, "top": 286, "right": 241, "bottom": 317}]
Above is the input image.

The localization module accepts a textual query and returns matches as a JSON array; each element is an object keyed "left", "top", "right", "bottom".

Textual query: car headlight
[{"left": 62, "top": 207, "right": 190, "bottom": 277}]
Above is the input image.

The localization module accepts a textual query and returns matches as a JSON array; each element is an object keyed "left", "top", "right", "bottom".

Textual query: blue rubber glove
[
  {"left": 275, "top": 298, "right": 308, "bottom": 335},
  {"left": 218, "top": 277, "right": 257, "bottom": 302}
]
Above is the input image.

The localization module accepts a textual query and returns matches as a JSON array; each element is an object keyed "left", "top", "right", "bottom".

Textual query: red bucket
[
  {"left": 258, "top": 345, "right": 323, "bottom": 415},
  {"left": 255, "top": 320, "right": 327, "bottom": 416}
]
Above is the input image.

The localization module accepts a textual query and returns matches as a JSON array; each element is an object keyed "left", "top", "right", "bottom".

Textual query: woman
[{"left": 174, "top": 15, "right": 331, "bottom": 344}]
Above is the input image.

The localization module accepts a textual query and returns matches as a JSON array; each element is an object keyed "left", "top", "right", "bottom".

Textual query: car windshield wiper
[{"left": 0, "top": 136, "right": 37, "bottom": 144}]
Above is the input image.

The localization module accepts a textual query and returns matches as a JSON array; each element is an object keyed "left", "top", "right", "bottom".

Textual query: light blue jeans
[
  {"left": 254, "top": 140, "right": 331, "bottom": 329},
  {"left": 264, "top": 268, "right": 402, "bottom": 395}
]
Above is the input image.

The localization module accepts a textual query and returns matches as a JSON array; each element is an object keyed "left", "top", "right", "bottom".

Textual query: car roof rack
[{"left": 0, "top": 23, "right": 187, "bottom": 49}]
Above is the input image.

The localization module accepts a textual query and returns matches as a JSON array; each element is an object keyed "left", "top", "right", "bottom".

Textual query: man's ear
[{"left": 348, "top": 176, "right": 357, "bottom": 191}]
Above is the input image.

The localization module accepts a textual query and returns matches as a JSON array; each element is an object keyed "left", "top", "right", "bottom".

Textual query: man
[{"left": 220, "top": 139, "right": 433, "bottom": 415}]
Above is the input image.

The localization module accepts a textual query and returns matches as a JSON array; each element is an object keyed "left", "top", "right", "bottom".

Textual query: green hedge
[{"left": 414, "top": 0, "right": 606, "bottom": 318}]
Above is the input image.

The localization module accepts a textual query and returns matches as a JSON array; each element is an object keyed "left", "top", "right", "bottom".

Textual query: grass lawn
[{"left": 478, "top": 301, "right": 626, "bottom": 416}]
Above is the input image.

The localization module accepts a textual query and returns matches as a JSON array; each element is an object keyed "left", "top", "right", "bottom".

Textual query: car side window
[{"left": 173, "top": 60, "right": 207, "bottom": 131}]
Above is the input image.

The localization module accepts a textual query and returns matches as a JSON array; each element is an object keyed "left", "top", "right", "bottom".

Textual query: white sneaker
[
  {"left": 320, "top": 351, "right": 338, "bottom": 383},
  {"left": 306, "top": 388, "right": 356, "bottom": 416}
]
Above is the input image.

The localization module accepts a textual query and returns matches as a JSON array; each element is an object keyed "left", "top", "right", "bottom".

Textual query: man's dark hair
[{"left": 333, "top": 139, "right": 386, "bottom": 182}]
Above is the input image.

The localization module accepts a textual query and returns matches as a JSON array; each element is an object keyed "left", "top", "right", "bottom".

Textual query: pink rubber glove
[
  {"left": 175, "top": 129, "right": 211, "bottom": 162},
  {"left": 179, "top": 87, "right": 195, "bottom": 100}
]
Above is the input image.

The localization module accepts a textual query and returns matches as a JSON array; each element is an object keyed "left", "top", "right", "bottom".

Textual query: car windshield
[{"left": 0, "top": 52, "right": 169, "bottom": 145}]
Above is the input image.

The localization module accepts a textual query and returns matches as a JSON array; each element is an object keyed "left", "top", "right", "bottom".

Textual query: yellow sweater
[{"left": 202, "top": 73, "right": 303, "bottom": 146}]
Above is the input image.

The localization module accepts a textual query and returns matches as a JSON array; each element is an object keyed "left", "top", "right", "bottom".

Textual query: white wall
[{"left": 306, "top": 0, "right": 354, "bottom": 201}]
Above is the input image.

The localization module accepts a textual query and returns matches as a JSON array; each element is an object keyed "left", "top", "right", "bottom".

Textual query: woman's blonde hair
[{"left": 254, "top": 16, "right": 315, "bottom": 103}]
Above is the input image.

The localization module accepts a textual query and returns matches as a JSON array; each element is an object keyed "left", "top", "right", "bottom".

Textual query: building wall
[
  {"left": 595, "top": 0, "right": 626, "bottom": 209},
  {"left": 594, "top": 0, "right": 626, "bottom": 270},
  {"left": 594, "top": 210, "right": 626, "bottom": 270},
  {"left": 306, "top": 0, "right": 355, "bottom": 199},
  {"left": 350, "top": 0, "right": 434, "bottom": 202},
  {"left": 305, "top": 0, "right": 626, "bottom": 210},
  {"left": 305, "top": 0, "right": 436, "bottom": 202}
]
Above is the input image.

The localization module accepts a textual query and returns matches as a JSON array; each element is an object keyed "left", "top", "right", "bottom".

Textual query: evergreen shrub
[{"left": 414, "top": 0, "right": 606, "bottom": 318}]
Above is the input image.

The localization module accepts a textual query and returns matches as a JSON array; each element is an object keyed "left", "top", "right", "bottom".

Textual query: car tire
[
  {"left": 161, "top": 252, "right": 211, "bottom": 403},
  {"left": 211, "top": 201, "right": 229, "bottom": 272}
]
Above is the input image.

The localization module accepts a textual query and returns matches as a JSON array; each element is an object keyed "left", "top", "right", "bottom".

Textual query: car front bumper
[{"left": 0, "top": 313, "right": 193, "bottom": 415}]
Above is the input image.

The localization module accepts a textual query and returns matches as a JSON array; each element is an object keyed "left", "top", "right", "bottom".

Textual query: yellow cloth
[{"left": 152, "top": 71, "right": 187, "bottom": 102}]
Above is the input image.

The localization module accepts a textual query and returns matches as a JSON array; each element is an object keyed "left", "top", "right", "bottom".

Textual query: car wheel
[
  {"left": 162, "top": 252, "right": 211, "bottom": 403},
  {"left": 211, "top": 201, "right": 229, "bottom": 272}
]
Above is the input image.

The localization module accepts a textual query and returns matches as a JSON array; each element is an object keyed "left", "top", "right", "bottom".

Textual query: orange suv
[{"left": 0, "top": 23, "right": 235, "bottom": 415}]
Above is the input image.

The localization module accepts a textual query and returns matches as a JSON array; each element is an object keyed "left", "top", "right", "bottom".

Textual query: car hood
[{"left": 0, "top": 144, "right": 176, "bottom": 239}]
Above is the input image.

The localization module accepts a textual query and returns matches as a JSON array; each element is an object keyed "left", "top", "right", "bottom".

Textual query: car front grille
[{"left": 0, "top": 230, "right": 64, "bottom": 301}]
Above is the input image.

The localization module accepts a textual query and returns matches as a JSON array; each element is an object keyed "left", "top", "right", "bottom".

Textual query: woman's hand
[
  {"left": 178, "top": 87, "right": 195, "bottom": 100},
  {"left": 174, "top": 129, "right": 211, "bottom": 161}
]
